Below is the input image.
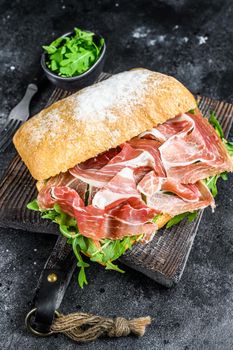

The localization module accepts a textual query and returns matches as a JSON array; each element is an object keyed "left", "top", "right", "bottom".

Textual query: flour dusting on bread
[{"left": 73, "top": 69, "right": 151, "bottom": 122}]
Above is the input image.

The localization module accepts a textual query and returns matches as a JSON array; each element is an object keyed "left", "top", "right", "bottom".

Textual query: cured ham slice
[
  {"left": 51, "top": 186, "right": 84, "bottom": 217},
  {"left": 147, "top": 181, "right": 214, "bottom": 216},
  {"left": 38, "top": 173, "right": 87, "bottom": 209},
  {"left": 162, "top": 179, "right": 201, "bottom": 202},
  {"left": 133, "top": 166, "right": 152, "bottom": 184},
  {"left": 69, "top": 147, "right": 121, "bottom": 187},
  {"left": 70, "top": 143, "right": 157, "bottom": 187},
  {"left": 158, "top": 112, "right": 232, "bottom": 182},
  {"left": 128, "top": 138, "right": 165, "bottom": 177},
  {"left": 137, "top": 171, "right": 163, "bottom": 197},
  {"left": 87, "top": 185, "right": 99, "bottom": 205},
  {"left": 92, "top": 167, "right": 140, "bottom": 209},
  {"left": 137, "top": 171, "right": 200, "bottom": 202},
  {"left": 38, "top": 187, "right": 55, "bottom": 210},
  {"left": 166, "top": 162, "right": 230, "bottom": 184},
  {"left": 139, "top": 114, "right": 194, "bottom": 142},
  {"left": 73, "top": 198, "right": 157, "bottom": 240}
]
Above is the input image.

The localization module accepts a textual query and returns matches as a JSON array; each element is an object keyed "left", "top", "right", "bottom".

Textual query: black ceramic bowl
[{"left": 41, "top": 31, "right": 106, "bottom": 91}]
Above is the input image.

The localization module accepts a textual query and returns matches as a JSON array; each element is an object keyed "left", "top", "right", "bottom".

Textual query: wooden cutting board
[{"left": 0, "top": 73, "right": 233, "bottom": 287}]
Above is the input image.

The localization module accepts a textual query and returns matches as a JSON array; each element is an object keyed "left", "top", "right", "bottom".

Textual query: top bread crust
[{"left": 13, "top": 68, "right": 196, "bottom": 180}]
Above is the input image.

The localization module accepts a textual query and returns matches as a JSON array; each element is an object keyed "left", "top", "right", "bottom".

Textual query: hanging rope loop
[{"left": 26, "top": 308, "right": 151, "bottom": 343}]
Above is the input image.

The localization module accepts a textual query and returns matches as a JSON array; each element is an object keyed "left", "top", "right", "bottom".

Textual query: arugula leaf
[
  {"left": 187, "top": 211, "right": 198, "bottom": 222},
  {"left": 76, "top": 235, "right": 87, "bottom": 251},
  {"left": 72, "top": 237, "right": 90, "bottom": 288},
  {"left": 43, "top": 27, "right": 104, "bottom": 77},
  {"left": 54, "top": 203, "right": 62, "bottom": 214},
  {"left": 60, "top": 49, "right": 95, "bottom": 76},
  {"left": 188, "top": 109, "right": 196, "bottom": 115},
  {"left": 41, "top": 211, "right": 57, "bottom": 220},
  {"left": 152, "top": 214, "right": 163, "bottom": 223},
  {"left": 204, "top": 170, "right": 228, "bottom": 197},
  {"left": 205, "top": 175, "right": 219, "bottom": 197},
  {"left": 206, "top": 110, "right": 232, "bottom": 196},
  {"left": 225, "top": 141, "right": 233, "bottom": 156},
  {"left": 166, "top": 211, "right": 198, "bottom": 229},
  {"left": 43, "top": 37, "right": 64, "bottom": 54},
  {"left": 105, "top": 261, "right": 125, "bottom": 273},
  {"left": 209, "top": 111, "right": 224, "bottom": 138},
  {"left": 220, "top": 172, "right": 228, "bottom": 181},
  {"left": 27, "top": 199, "right": 39, "bottom": 211},
  {"left": 208, "top": 111, "right": 233, "bottom": 156}
]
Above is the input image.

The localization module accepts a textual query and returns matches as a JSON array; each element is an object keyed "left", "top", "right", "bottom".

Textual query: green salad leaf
[
  {"left": 43, "top": 27, "right": 104, "bottom": 77},
  {"left": 166, "top": 211, "right": 198, "bottom": 229},
  {"left": 27, "top": 199, "right": 39, "bottom": 211},
  {"left": 225, "top": 141, "right": 233, "bottom": 156},
  {"left": 188, "top": 109, "right": 196, "bottom": 115},
  {"left": 205, "top": 111, "right": 232, "bottom": 197},
  {"left": 204, "top": 172, "right": 228, "bottom": 198},
  {"left": 27, "top": 200, "right": 141, "bottom": 288},
  {"left": 209, "top": 111, "right": 233, "bottom": 155},
  {"left": 209, "top": 111, "right": 224, "bottom": 138}
]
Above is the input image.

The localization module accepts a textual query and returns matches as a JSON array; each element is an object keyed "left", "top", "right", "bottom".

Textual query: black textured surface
[{"left": 0, "top": 1, "right": 233, "bottom": 349}]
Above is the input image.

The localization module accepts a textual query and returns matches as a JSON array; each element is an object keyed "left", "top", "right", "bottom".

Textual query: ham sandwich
[{"left": 13, "top": 69, "right": 233, "bottom": 284}]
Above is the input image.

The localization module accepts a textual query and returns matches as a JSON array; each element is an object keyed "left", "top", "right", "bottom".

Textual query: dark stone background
[{"left": 1, "top": 0, "right": 233, "bottom": 349}]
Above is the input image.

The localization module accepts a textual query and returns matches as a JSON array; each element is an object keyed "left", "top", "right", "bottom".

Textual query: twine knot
[
  {"left": 51, "top": 312, "right": 151, "bottom": 343},
  {"left": 108, "top": 317, "right": 131, "bottom": 337},
  {"left": 107, "top": 316, "right": 151, "bottom": 337}
]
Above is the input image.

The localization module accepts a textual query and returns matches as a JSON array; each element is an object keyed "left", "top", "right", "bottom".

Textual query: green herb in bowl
[{"left": 43, "top": 27, "right": 105, "bottom": 77}]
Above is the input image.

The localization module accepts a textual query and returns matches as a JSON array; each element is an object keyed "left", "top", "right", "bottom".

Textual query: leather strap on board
[{"left": 28, "top": 235, "right": 76, "bottom": 334}]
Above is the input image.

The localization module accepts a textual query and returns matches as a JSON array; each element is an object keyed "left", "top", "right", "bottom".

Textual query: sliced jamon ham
[
  {"left": 73, "top": 197, "right": 157, "bottom": 240},
  {"left": 139, "top": 114, "right": 194, "bottom": 142},
  {"left": 127, "top": 138, "right": 165, "bottom": 177},
  {"left": 158, "top": 112, "right": 232, "bottom": 182},
  {"left": 147, "top": 181, "right": 214, "bottom": 216},
  {"left": 137, "top": 171, "right": 163, "bottom": 197},
  {"left": 70, "top": 143, "right": 158, "bottom": 187},
  {"left": 51, "top": 186, "right": 84, "bottom": 217},
  {"left": 137, "top": 171, "right": 201, "bottom": 202},
  {"left": 162, "top": 178, "right": 201, "bottom": 202},
  {"left": 38, "top": 172, "right": 87, "bottom": 209},
  {"left": 92, "top": 167, "right": 140, "bottom": 209},
  {"left": 166, "top": 162, "right": 230, "bottom": 184},
  {"left": 69, "top": 147, "right": 121, "bottom": 187}
]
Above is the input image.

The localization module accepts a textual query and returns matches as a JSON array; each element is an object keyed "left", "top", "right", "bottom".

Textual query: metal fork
[{"left": 0, "top": 83, "right": 38, "bottom": 152}]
